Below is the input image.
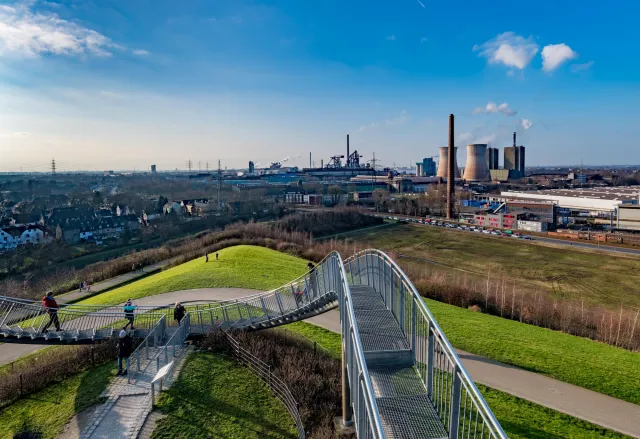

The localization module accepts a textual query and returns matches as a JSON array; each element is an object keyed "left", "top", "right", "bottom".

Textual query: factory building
[
  {"left": 415, "top": 158, "right": 436, "bottom": 177},
  {"left": 486, "top": 147, "right": 499, "bottom": 170},
  {"left": 617, "top": 205, "right": 640, "bottom": 231},
  {"left": 504, "top": 132, "right": 526, "bottom": 178}
]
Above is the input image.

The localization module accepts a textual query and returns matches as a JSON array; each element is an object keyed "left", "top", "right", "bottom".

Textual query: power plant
[
  {"left": 463, "top": 144, "right": 491, "bottom": 181},
  {"left": 436, "top": 146, "right": 460, "bottom": 179},
  {"left": 504, "top": 132, "right": 526, "bottom": 178},
  {"left": 486, "top": 147, "right": 499, "bottom": 170}
]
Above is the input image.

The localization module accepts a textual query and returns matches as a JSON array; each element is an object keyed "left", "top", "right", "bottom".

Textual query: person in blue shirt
[{"left": 123, "top": 299, "right": 137, "bottom": 330}]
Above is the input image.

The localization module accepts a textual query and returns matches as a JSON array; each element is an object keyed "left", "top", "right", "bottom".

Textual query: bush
[
  {"left": 202, "top": 328, "right": 344, "bottom": 439},
  {"left": 0, "top": 341, "right": 116, "bottom": 407}
]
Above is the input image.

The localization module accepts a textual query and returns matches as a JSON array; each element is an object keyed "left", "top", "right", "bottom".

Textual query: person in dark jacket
[
  {"left": 174, "top": 302, "right": 186, "bottom": 325},
  {"left": 117, "top": 330, "right": 133, "bottom": 375},
  {"left": 41, "top": 291, "right": 61, "bottom": 332}
]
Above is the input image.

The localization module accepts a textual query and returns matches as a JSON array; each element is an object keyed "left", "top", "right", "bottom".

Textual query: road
[
  {"left": 2, "top": 287, "right": 638, "bottom": 437},
  {"left": 369, "top": 213, "right": 640, "bottom": 257}
]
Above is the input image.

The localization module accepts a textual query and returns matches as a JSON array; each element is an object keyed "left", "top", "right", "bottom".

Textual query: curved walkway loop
[{"left": 0, "top": 249, "right": 506, "bottom": 439}]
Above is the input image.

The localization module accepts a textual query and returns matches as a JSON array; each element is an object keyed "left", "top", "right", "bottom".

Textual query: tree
[
  {"left": 372, "top": 189, "right": 388, "bottom": 212},
  {"left": 328, "top": 185, "right": 342, "bottom": 205}
]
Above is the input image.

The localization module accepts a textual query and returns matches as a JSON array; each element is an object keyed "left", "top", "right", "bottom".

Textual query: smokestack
[
  {"left": 513, "top": 132, "right": 516, "bottom": 147},
  {"left": 347, "top": 135, "right": 350, "bottom": 168},
  {"left": 447, "top": 114, "right": 455, "bottom": 219},
  {"left": 309, "top": 152, "right": 312, "bottom": 168}
]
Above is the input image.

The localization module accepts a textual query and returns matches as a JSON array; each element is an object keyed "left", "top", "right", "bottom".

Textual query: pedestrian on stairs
[
  {"left": 117, "top": 330, "right": 133, "bottom": 376},
  {"left": 41, "top": 291, "right": 61, "bottom": 332},
  {"left": 307, "top": 262, "right": 318, "bottom": 298},
  {"left": 174, "top": 302, "right": 186, "bottom": 326},
  {"left": 123, "top": 299, "right": 137, "bottom": 330}
]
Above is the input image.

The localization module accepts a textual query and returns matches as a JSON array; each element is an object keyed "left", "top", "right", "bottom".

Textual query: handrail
[
  {"left": 346, "top": 249, "right": 508, "bottom": 439},
  {"left": 334, "top": 252, "right": 386, "bottom": 438}
]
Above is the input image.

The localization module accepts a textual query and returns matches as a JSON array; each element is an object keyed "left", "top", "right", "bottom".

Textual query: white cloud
[
  {"left": 520, "top": 119, "right": 533, "bottom": 130},
  {"left": 571, "top": 60, "right": 593, "bottom": 73},
  {"left": 473, "top": 32, "right": 539, "bottom": 70},
  {"left": 473, "top": 102, "right": 517, "bottom": 116},
  {"left": 541, "top": 43, "right": 578, "bottom": 72},
  {"left": 386, "top": 34, "right": 396, "bottom": 41},
  {"left": 0, "top": 131, "right": 30, "bottom": 138},
  {"left": 415, "top": 0, "right": 426, "bottom": 8},
  {"left": 0, "top": 2, "right": 117, "bottom": 57},
  {"left": 474, "top": 134, "right": 497, "bottom": 145},
  {"left": 132, "top": 49, "right": 149, "bottom": 56}
]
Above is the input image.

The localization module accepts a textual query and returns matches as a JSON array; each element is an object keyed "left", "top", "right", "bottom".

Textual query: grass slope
[
  {"left": 286, "top": 322, "right": 630, "bottom": 439},
  {"left": 348, "top": 223, "right": 640, "bottom": 308},
  {"left": 0, "top": 362, "right": 115, "bottom": 439},
  {"left": 426, "top": 298, "right": 640, "bottom": 405},
  {"left": 81, "top": 245, "right": 309, "bottom": 306},
  {"left": 152, "top": 352, "right": 297, "bottom": 439}
]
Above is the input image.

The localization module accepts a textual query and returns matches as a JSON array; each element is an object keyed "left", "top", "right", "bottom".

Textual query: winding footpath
[{"left": 2, "top": 287, "right": 639, "bottom": 437}]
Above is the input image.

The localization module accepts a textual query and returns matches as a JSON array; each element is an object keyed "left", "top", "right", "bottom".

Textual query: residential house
[{"left": 0, "top": 225, "right": 50, "bottom": 252}]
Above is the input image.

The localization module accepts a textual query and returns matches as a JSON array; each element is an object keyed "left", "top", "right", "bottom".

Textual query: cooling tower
[
  {"left": 436, "top": 147, "right": 460, "bottom": 178},
  {"left": 463, "top": 144, "right": 491, "bottom": 181}
]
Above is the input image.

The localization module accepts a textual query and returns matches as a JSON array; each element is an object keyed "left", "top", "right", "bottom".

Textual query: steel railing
[
  {"left": 128, "top": 315, "right": 167, "bottom": 383},
  {"left": 345, "top": 249, "right": 508, "bottom": 439},
  {"left": 0, "top": 249, "right": 507, "bottom": 439},
  {"left": 224, "top": 331, "right": 306, "bottom": 439}
]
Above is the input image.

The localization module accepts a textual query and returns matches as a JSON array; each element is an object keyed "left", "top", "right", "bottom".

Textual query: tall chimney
[
  {"left": 309, "top": 152, "right": 312, "bottom": 168},
  {"left": 447, "top": 114, "right": 455, "bottom": 219},
  {"left": 513, "top": 132, "right": 516, "bottom": 147},
  {"left": 347, "top": 135, "right": 350, "bottom": 168}
]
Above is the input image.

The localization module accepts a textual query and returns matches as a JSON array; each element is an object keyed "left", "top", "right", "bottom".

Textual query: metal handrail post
[
  {"left": 449, "top": 366, "right": 462, "bottom": 439},
  {"left": 427, "top": 321, "right": 434, "bottom": 398}
]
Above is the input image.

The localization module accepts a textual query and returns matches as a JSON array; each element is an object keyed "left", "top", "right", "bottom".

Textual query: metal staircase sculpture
[{"left": 0, "top": 249, "right": 507, "bottom": 439}]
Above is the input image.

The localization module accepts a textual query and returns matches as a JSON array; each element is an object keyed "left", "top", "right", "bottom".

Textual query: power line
[
  {"left": 51, "top": 158, "right": 56, "bottom": 175},
  {"left": 187, "top": 159, "right": 192, "bottom": 173}
]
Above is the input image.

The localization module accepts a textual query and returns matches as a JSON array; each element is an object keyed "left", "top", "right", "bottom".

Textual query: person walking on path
[
  {"left": 174, "top": 302, "right": 186, "bottom": 326},
  {"left": 216, "top": 252, "right": 219, "bottom": 261},
  {"left": 205, "top": 252, "right": 209, "bottom": 263},
  {"left": 116, "top": 330, "right": 133, "bottom": 376},
  {"left": 41, "top": 291, "right": 61, "bottom": 333},
  {"left": 123, "top": 299, "right": 137, "bottom": 330}
]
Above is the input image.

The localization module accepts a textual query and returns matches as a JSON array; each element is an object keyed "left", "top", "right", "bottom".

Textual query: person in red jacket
[{"left": 41, "top": 291, "right": 61, "bottom": 332}]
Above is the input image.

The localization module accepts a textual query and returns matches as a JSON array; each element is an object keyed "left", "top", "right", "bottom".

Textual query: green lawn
[
  {"left": 285, "top": 322, "right": 631, "bottom": 439},
  {"left": 152, "top": 352, "right": 297, "bottom": 439},
  {"left": 346, "top": 223, "right": 640, "bottom": 309},
  {"left": 0, "top": 361, "right": 115, "bottom": 439},
  {"left": 80, "top": 245, "right": 309, "bottom": 306},
  {"left": 426, "top": 298, "right": 640, "bottom": 405}
]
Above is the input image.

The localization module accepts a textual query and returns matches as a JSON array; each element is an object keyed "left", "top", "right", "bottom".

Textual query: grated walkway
[{"left": 350, "top": 285, "right": 447, "bottom": 439}]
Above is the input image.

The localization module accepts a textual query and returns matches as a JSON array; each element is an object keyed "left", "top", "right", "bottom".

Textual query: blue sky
[{"left": 0, "top": 0, "right": 638, "bottom": 172}]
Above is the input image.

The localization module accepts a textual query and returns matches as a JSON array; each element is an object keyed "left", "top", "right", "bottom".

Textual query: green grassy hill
[{"left": 81, "top": 245, "right": 310, "bottom": 306}]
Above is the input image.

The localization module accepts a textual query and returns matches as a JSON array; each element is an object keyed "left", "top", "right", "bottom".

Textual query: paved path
[
  {"left": 6, "top": 287, "right": 639, "bottom": 437},
  {"left": 56, "top": 260, "right": 170, "bottom": 305}
]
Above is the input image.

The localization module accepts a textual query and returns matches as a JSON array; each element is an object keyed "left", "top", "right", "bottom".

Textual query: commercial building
[
  {"left": 473, "top": 212, "right": 520, "bottom": 229},
  {"left": 500, "top": 187, "right": 640, "bottom": 213},
  {"left": 151, "top": 165, "right": 157, "bottom": 173},
  {"left": 517, "top": 220, "right": 548, "bottom": 232}
]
